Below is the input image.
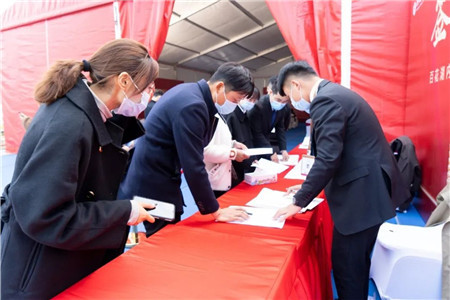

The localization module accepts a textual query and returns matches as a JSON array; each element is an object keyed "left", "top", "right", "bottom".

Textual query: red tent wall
[
  {"left": 1, "top": 1, "right": 116, "bottom": 153},
  {"left": 265, "top": 0, "right": 341, "bottom": 82},
  {"left": 1, "top": 0, "right": 174, "bottom": 153},
  {"left": 267, "top": 0, "right": 448, "bottom": 204},
  {"left": 405, "top": 0, "right": 450, "bottom": 210},
  {"left": 119, "top": 0, "right": 174, "bottom": 60},
  {"left": 350, "top": 1, "right": 411, "bottom": 142}
]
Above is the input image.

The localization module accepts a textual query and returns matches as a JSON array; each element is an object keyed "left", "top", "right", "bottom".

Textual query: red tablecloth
[{"left": 55, "top": 147, "right": 333, "bottom": 299}]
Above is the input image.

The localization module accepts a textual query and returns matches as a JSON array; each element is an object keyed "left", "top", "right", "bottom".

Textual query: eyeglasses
[{"left": 130, "top": 77, "right": 155, "bottom": 96}]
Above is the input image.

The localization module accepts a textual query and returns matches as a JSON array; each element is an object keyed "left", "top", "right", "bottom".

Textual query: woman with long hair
[{"left": 1, "top": 39, "right": 159, "bottom": 299}]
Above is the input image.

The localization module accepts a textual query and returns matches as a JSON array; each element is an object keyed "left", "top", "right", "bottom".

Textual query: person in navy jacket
[
  {"left": 1, "top": 39, "right": 158, "bottom": 299},
  {"left": 225, "top": 86, "right": 260, "bottom": 185},
  {"left": 119, "top": 62, "right": 254, "bottom": 236},
  {"left": 248, "top": 76, "right": 291, "bottom": 162},
  {"left": 274, "top": 60, "right": 410, "bottom": 299}
]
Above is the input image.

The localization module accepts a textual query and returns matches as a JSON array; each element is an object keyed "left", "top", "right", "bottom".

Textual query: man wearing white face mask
[
  {"left": 248, "top": 76, "right": 291, "bottom": 163},
  {"left": 274, "top": 60, "right": 410, "bottom": 300},
  {"left": 119, "top": 62, "right": 255, "bottom": 237},
  {"left": 225, "top": 86, "right": 260, "bottom": 185}
]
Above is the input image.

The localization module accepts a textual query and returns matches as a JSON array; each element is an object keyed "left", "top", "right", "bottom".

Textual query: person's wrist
[
  {"left": 230, "top": 149, "right": 237, "bottom": 160},
  {"left": 212, "top": 209, "right": 221, "bottom": 220}
]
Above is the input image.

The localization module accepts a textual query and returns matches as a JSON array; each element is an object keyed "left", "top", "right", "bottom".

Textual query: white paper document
[
  {"left": 299, "top": 137, "right": 310, "bottom": 149},
  {"left": 246, "top": 187, "right": 293, "bottom": 209},
  {"left": 244, "top": 147, "right": 273, "bottom": 156},
  {"left": 284, "top": 161, "right": 307, "bottom": 180},
  {"left": 246, "top": 187, "right": 324, "bottom": 214},
  {"left": 228, "top": 206, "right": 285, "bottom": 229},
  {"left": 251, "top": 158, "right": 289, "bottom": 174},
  {"left": 301, "top": 198, "right": 324, "bottom": 213},
  {"left": 277, "top": 154, "right": 299, "bottom": 166}
]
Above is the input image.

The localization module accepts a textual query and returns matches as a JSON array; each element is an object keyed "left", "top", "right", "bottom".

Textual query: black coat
[
  {"left": 119, "top": 79, "right": 219, "bottom": 215},
  {"left": 248, "top": 95, "right": 291, "bottom": 152},
  {"left": 225, "top": 106, "right": 255, "bottom": 184},
  {"left": 294, "top": 80, "right": 410, "bottom": 235},
  {"left": 1, "top": 78, "right": 144, "bottom": 299}
]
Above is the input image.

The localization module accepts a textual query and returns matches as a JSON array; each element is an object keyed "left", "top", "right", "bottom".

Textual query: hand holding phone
[{"left": 133, "top": 196, "right": 175, "bottom": 222}]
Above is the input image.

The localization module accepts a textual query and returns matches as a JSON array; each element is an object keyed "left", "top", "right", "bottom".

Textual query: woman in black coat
[{"left": 1, "top": 39, "right": 158, "bottom": 299}]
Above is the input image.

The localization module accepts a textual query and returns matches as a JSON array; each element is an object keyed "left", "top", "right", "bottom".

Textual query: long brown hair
[{"left": 34, "top": 39, "right": 159, "bottom": 104}]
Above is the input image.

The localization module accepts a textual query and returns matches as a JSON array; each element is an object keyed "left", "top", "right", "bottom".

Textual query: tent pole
[{"left": 341, "top": 0, "right": 352, "bottom": 88}]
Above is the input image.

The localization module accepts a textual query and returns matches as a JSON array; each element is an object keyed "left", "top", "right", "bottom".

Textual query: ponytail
[
  {"left": 34, "top": 39, "right": 159, "bottom": 105},
  {"left": 34, "top": 60, "right": 84, "bottom": 104}
]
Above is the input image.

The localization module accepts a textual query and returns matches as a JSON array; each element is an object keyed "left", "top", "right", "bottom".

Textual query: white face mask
[
  {"left": 270, "top": 100, "right": 286, "bottom": 111},
  {"left": 239, "top": 99, "right": 255, "bottom": 111},
  {"left": 290, "top": 85, "right": 310, "bottom": 113},
  {"left": 114, "top": 78, "right": 150, "bottom": 117},
  {"left": 215, "top": 89, "right": 237, "bottom": 115}
]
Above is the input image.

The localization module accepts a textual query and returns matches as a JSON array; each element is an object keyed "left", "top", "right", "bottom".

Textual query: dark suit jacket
[
  {"left": 144, "top": 100, "right": 156, "bottom": 118},
  {"left": 294, "top": 80, "right": 410, "bottom": 235},
  {"left": 225, "top": 106, "right": 255, "bottom": 183},
  {"left": 248, "top": 95, "right": 291, "bottom": 152},
  {"left": 119, "top": 79, "right": 219, "bottom": 215},
  {"left": 1, "top": 78, "right": 140, "bottom": 299}
]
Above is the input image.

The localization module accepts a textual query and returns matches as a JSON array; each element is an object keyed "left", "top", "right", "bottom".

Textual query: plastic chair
[{"left": 370, "top": 222, "right": 444, "bottom": 300}]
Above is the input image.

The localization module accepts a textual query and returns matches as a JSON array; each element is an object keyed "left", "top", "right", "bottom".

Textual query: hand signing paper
[
  {"left": 212, "top": 207, "right": 250, "bottom": 222},
  {"left": 284, "top": 184, "right": 302, "bottom": 196},
  {"left": 273, "top": 203, "right": 302, "bottom": 221},
  {"left": 270, "top": 153, "right": 279, "bottom": 163},
  {"left": 280, "top": 150, "right": 289, "bottom": 161}
]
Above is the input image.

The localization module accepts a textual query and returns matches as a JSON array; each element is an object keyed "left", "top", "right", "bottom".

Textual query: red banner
[
  {"left": 1, "top": 0, "right": 174, "bottom": 152},
  {"left": 265, "top": 0, "right": 341, "bottom": 81},
  {"left": 119, "top": 0, "right": 174, "bottom": 60},
  {"left": 1, "top": 2, "right": 115, "bottom": 153},
  {"left": 405, "top": 0, "right": 450, "bottom": 200}
]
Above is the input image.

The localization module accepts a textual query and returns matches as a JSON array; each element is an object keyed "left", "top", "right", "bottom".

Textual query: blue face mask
[
  {"left": 239, "top": 99, "right": 255, "bottom": 111},
  {"left": 270, "top": 100, "right": 286, "bottom": 111},
  {"left": 290, "top": 86, "right": 310, "bottom": 113},
  {"left": 215, "top": 89, "right": 237, "bottom": 115}
]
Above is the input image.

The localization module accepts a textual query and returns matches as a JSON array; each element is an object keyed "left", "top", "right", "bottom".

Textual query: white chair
[{"left": 370, "top": 222, "right": 444, "bottom": 300}]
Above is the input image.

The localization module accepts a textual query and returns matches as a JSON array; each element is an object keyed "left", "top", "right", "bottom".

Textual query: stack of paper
[
  {"left": 300, "top": 198, "right": 324, "bottom": 213},
  {"left": 284, "top": 161, "right": 307, "bottom": 180},
  {"left": 243, "top": 147, "right": 273, "bottom": 156},
  {"left": 299, "top": 137, "right": 310, "bottom": 149},
  {"left": 227, "top": 205, "right": 285, "bottom": 229},
  {"left": 246, "top": 187, "right": 324, "bottom": 214},
  {"left": 246, "top": 187, "right": 293, "bottom": 209},
  {"left": 251, "top": 158, "right": 289, "bottom": 174},
  {"left": 277, "top": 154, "right": 300, "bottom": 166}
]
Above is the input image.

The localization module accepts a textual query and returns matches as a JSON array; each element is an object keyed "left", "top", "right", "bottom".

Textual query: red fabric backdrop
[
  {"left": 0, "top": 0, "right": 174, "bottom": 153},
  {"left": 1, "top": 1, "right": 116, "bottom": 153},
  {"left": 265, "top": 0, "right": 341, "bottom": 82},
  {"left": 267, "top": 0, "right": 449, "bottom": 202},
  {"left": 119, "top": 0, "right": 174, "bottom": 60},
  {"left": 405, "top": 0, "right": 450, "bottom": 204}
]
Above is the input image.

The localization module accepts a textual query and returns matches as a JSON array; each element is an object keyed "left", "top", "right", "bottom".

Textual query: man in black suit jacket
[
  {"left": 225, "top": 86, "right": 260, "bottom": 185},
  {"left": 143, "top": 89, "right": 164, "bottom": 118},
  {"left": 119, "top": 63, "right": 254, "bottom": 236},
  {"left": 248, "top": 76, "right": 291, "bottom": 162},
  {"left": 274, "top": 61, "right": 410, "bottom": 299}
]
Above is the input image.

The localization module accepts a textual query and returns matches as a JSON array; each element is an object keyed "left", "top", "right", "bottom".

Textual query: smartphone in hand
[{"left": 133, "top": 196, "right": 175, "bottom": 222}]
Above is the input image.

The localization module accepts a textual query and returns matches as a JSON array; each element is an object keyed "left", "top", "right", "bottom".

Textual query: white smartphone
[{"left": 133, "top": 196, "right": 175, "bottom": 222}]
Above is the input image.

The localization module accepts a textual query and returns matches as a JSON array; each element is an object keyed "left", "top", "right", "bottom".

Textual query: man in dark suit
[
  {"left": 225, "top": 86, "right": 260, "bottom": 186},
  {"left": 119, "top": 63, "right": 254, "bottom": 236},
  {"left": 274, "top": 61, "right": 410, "bottom": 299},
  {"left": 143, "top": 89, "right": 164, "bottom": 118},
  {"left": 248, "top": 75, "right": 291, "bottom": 162}
]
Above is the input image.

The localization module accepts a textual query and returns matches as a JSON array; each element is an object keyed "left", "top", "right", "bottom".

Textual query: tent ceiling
[{"left": 158, "top": 0, "right": 293, "bottom": 74}]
